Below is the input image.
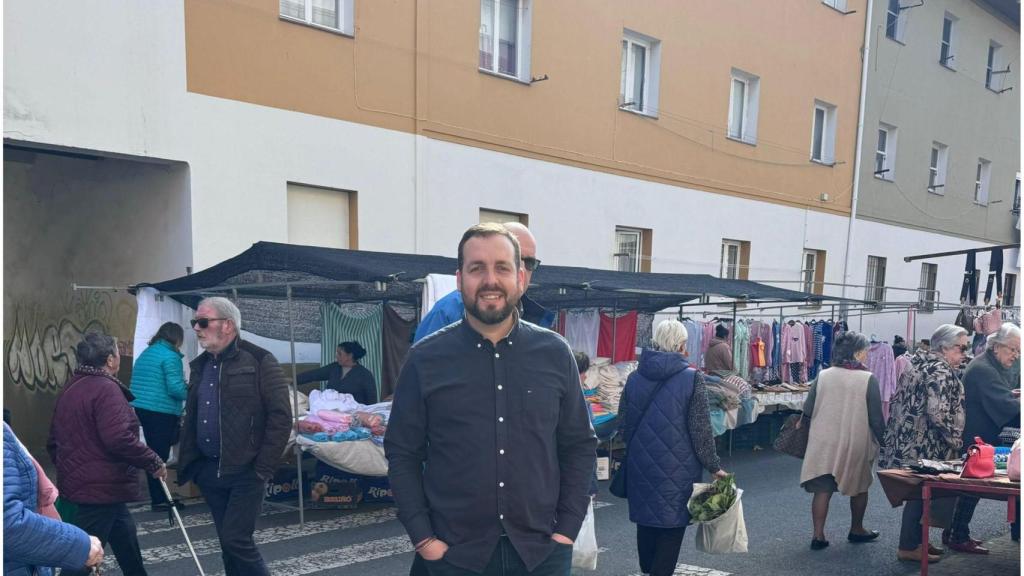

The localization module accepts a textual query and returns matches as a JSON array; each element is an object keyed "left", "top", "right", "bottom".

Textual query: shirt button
[
  {"left": 495, "top": 353, "right": 500, "bottom": 358},
  {"left": 203, "top": 420, "right": 208, "bottom": 424},
  {"left": 499, "top": 449, "right": 505, "bottom": 455},
  {"left": 499, "top": 482, "right": 504, "bottom": 487},
  {"left": 499, "top": 514, "right": 504, "bottom": 520},
  {"left": 477, "top": 343, "right": 482, "bottom": 349},
  {"left": 206, "top": 401, "right": 211, "bottom": 405},
  {"left": 498, "top": 417, "right": 504, "bottom": 422},
  {"left": 205, "top": 439, "right": 210, "bottom": 443},
  {"left": 497, "top": 385, "right": 503, "bottom": 390},
  {"left": 209, "top": 383, "right": 214, "bottom": 387}
]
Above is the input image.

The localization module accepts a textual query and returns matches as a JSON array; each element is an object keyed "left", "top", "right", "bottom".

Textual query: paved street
[{"left": 111, "top": 449, "right": 1018, "bottom": 576}]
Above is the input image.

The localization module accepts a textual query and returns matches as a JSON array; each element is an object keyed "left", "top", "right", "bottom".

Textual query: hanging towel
[
  {"left": 421, "top": 274, "right": 458, "bottom": 319},
  {"left": 867, "top": 342, "right": 897, "bottom": 421},
  {"left": 321, "top": 303, "right": 383, "bottom": 394},
  {"left": 380, "top": 305, "right": 415, "bottom": 401},
  {"left": 597, "top": 311, "right": 638, "bottom": 363},
  {"left": 565, "top": 309, "right": 600, "bottom": 359}
]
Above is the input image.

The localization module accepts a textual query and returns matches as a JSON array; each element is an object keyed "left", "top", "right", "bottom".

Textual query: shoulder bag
[{"left": 772, "top": 413, "right": 810, "bottom": 459}]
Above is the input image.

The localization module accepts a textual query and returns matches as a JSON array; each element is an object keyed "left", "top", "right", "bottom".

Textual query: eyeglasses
[
  {"left": 190, "top": 317, "right": 227, "bottom": 329},
  {"left": 522, "top": 257, "right": 541, "bottom": 272},
  {"left": 958, "top": 345, "right": 971, "bottom": 353}
]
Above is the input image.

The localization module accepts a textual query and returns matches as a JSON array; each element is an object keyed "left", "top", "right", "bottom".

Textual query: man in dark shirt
[{"left": 386, "top": 223, "right": 597, "bottom": 576}]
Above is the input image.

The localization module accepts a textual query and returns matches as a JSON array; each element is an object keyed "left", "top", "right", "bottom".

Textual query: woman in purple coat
[{"left": 47, "top": 332, "right": 167, "bottom": 576}]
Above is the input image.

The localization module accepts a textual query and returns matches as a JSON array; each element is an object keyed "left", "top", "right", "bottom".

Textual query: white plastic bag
[
  {"left": 1009, "top": 438, "right": 1021, "bottom": 482},
  {"left": 690, "top": 485, "right": 748, "bottom": 554},
  {"left": 571, "top": 499, "right": 598, "bottom": 571}
]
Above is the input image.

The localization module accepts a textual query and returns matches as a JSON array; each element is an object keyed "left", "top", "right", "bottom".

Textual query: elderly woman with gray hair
[
  {"left": 879, "top": 323, "right": 970, "bottom": 564},
  {"left": 617, "top": 319, "right": 728, "bottom": 576},
  {"left": 945, "top": 322, "right": 1022, "bottom": 552},
  {"left": 799, "top": 331, "right": 884, "bottom": 551}
]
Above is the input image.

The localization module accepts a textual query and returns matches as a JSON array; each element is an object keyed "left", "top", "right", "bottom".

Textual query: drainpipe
[{"left": 841, "top": 0, "right": 875, "bottom": 315}]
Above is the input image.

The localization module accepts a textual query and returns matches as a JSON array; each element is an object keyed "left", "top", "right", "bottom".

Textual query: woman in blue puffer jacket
[
  {"left": 4, "top": 423, "right": 103, "bottom": 574},
  {"left": 130, "top": 322, "right": 188, "bottom": 511},
  {"left": 618, "top": 320, "right": 729, "bottom": 576}
]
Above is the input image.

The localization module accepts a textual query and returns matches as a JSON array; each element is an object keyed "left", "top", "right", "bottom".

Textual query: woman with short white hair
[{"left": 617, "top": 319, "right": 728, "bottom": 576}]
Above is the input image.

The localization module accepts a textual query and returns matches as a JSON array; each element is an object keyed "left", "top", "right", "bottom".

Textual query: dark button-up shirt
[
  {"left": 196, "top": 349, "right": 224, "bottom": 460},
  {"left": 385, "top": 319, "right": 596, "bottom": 573}
]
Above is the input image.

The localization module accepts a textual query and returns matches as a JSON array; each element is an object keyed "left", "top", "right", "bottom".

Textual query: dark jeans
[
  {"left": 136, "top": 407, "right": 180, "bottom": 506},
  {"left": 950, "top": 496, "right": 980, "bottom": 543},
  {"left": 194, "top": 459, "right": 269, "bottom": 576},
  {"left": 899, "top": 500, "right": 924, "bottom": 551},
  {"left": 637, "top": 524, "right": 687, "bottom": 576},
  {"left": 63, "top": 502, "right": 147, "bottom": 576},
  {"left": 420, "top": 536, "right": 571, "bottom": 576}
]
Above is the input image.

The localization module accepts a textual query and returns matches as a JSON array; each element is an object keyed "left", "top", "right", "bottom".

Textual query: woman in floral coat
[{"left": 879, "top": 324, "right": 969, "bottom": 564}]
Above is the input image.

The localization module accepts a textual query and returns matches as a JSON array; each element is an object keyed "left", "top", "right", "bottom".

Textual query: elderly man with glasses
[
  {"left": 176, "top": 297, "right": 291, "bottom": 576},
  {"left": 413, "top": 222, "right": 553, "bottom": 343},
  {"left": 946, "top": 322, "right": 1022, "bottom": 552}
]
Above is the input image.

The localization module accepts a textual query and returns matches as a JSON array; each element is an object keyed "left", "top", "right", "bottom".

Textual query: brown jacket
[{"left": 704, "top": 338, "right": 734, "bottom": 372}]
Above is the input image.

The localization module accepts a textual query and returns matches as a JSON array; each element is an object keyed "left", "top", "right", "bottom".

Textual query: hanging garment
[
  {"left": 597, "top": 311, "right": 638, "bottom": 363},
  {"left": 565, "top": 309, "right": 600, "bottom": 360},
  {"left": 421, "top": 274, "right": 458, "bottom": 319},
  {"left": 984, "top": 248, "right": 1005, "bottom": 304},
  {"left": 733, "top": 320, "right": 751, "bottom": 379},
  {"left": 636, "top": 312, "right": 656, "bottom": 351},
  {"left": 321, "top": 302, "right": 383, "bottom": 394},
  {"left": 867, "top": 341, "right": 897, "bottom": 421},
  {"left": 820, "top": 321, "right": 834, "bottom": 368},
  {"left": 701, "top": 321, "right": 715, "bottom": 359},
  {"left": 960, "top": 252, "right": 979, "bottom": 305},
  {"left": 771, "top": 321, "right": 782, "bottom": 381},
  {"left": 782, "top": 322, "right": 807, "bottom": 363},
  {"left": 749, "top": 338, "right": 767, "bottom": 368},
  {"left": 682, "top": 319, "right": 704, "bottom": 367},
  {"left": 974, "top": 307, "right": 1004, "bottom": 336},
  {"left": 380, "top": 304, "right": 415, "bottom": 401}
]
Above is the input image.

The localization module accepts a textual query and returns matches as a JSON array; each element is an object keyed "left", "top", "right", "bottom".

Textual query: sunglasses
[
  {"left": 190, "top": 317, "right": 227, "bottom": 329},
  {"left": 523, "top": 257, "right": 541, "bottom": 272},
  {"left": 958, "top": 345, "right": 971, "bottom": 353}
]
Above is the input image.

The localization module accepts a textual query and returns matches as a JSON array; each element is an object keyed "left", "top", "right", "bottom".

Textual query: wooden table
[{"left": 877, "top": 469, "right": 1019, "bottom": 576}]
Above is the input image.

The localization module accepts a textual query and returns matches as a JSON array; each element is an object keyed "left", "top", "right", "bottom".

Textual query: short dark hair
[
  {"left": 573, "top": 351, "right": 590, "bottom": 374},
  {"left": 77, "top": 332, "right": 117, "bottom": 369},
  {"left": 715, "top": 324, "right": 730, "bottom": 339},
  {"left": 457, "top": 223, "right": 521, "bottom": 272},
  {"left": 831, "top": 331, "right": 870, "bottom": 365},
  {"left": 149, "top": 322, "right": 184, "bottom": 347},
  {"left": 338, "top": 341, "right": 367, "bottom": 361}
]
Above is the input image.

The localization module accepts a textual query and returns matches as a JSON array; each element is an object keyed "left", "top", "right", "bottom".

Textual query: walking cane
[{"left": 159, "top": 477, "right": 207, "bottom": 576}]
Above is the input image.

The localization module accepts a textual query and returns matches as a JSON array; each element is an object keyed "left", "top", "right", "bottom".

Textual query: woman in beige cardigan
[{"left": 798, "top": 331, "right": 885, "bottom": 550}]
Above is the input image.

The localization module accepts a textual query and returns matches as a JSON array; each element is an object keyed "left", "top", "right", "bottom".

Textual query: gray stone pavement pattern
[{"left": 106, "top": 450, "right": 1018, "bottom": 575}]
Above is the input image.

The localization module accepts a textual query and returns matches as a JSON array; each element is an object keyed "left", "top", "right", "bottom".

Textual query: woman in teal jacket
[{"left": 130, "top": 322, "right": 187, "bottom": 511}]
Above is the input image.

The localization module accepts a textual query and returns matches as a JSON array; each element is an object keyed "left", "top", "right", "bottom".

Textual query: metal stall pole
[{"left": 286, "top": 285, "right": 304, "bottom": 527}]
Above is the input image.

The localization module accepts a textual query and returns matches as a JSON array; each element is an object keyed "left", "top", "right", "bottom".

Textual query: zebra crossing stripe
[
  {"left": 210, "top": 535, "right": 413, "bottom": 576},
  {"left": 134, "top": 505, "right": 292, "bottom": 536},
  {"left": 628, "top": 564, "right": 731, "bottom": 576}
]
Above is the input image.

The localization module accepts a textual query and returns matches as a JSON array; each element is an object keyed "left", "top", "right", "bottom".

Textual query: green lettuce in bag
[{"left": 688, "top": 474, "right": 737, "bottom": 523}]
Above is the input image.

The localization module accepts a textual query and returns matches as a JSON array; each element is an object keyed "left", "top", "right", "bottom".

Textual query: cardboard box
[
  {"left": 307, "top": 476, "right": 362, "bottom": 509},
  {"left": 595, "top": 457, "right": 610, "bottom": 481},
  {"left": 265, "top": 468, "right": 302, "bottom": 502},
  {"left": 165, "top": 468, "right": 201, "bottom": 499},
  {"left": 314, "top": 461, "right": 394, "bottom": 504}
]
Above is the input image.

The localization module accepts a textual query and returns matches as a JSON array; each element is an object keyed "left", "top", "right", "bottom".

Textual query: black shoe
[
  {"left": 150, "top": 502, "right": 171, "bottom": 513},
  {"left": 848, "top": 530, "right": 880, "bottom": 543},
  {"left": 811, "top": 538, "right": 830, "bottom": 550}
]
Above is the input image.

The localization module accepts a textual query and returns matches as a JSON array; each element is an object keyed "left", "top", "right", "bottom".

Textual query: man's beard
[{"left": 464, "top": 286, "right": 520, "bottom": 325}]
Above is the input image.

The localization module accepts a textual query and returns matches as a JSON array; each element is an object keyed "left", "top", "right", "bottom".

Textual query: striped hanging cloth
[{"left": 320, "top": 302, "right": 383, "bottom": 397}]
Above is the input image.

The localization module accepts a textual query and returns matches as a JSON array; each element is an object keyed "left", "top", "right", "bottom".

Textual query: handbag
[
  {"left": 961, "top": 436, "right": 996, "bottom": 479},
  {"left": 608, "top": 373, "right": 679, "bottom": 498},
  {"left": 772, "top": 413, "right": 809, "bottom": 459}
]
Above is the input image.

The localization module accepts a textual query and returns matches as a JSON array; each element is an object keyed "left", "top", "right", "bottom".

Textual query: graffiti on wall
[{"left": 5, "top": 291, "right": 136, "bottom": 393}]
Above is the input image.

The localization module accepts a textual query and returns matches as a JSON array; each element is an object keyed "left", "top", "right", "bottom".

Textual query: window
[
  {"left": 865, "top": 256, "right": 887, "bottom": 303},
  {"left": 986, "top": 41, "right": 1002, "bottom": 90},
  {"left": 801, "top": 250, "right": 818, "bottom": 294},
  {"left": 721, "top": 239, "right": 751, "bottom": 280},
  {"left": 975, "top": 159, "right": 991, "bottom": 205},
  {"left": 620, "top": 30, "right": 661, "bottom": 116},
  {"left": 480, "top": 208, "right": 528, "bottom": 226},
  {"left": 928, "top": 142, "right": 948, "bottom": 194},
  {"left": 479, "top": 0, "right": 532, "bottom": 81},
  {"left": 287, "top": 183, "right": 356, "bottom": 249},
  {"left": 822, "top": 0, "right": 847, "bottom": 12},
  {"left": 728, "top": 69, "right": 760, "bottom": 144},
  {"left": 614, "top": 227, "right": 652, "bottom": 273},
  {"left": 1004, "top": 273, "right": 1017, "bottom": 307},
  {"left": 885, "top": 0, "right": 907, "bottom": 42},
  {"left": 939, "top": 13, "right": 957, "bottom": 68},
  {"left": 1013, "top": 174, "right": 1020, "bottom": 214},
  {"left": 811, "top": 100, "right": 837, "bottom": 164},
  {"left": 279, "top": 0, "right": 353, "bottom": 35},
  {"left": 875, "top": 124, "right": 897, "bottom": 180},
  {"left": 918, "top": 263, "right": 938, "bottom": 312}
]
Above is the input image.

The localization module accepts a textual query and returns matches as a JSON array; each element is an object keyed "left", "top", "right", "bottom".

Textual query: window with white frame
[
  {"left": 728, "top": 69, "right": 760, "bottom": 144},
  {"left": 865, "top": 256, "right": 887, "bottom": 303},
  {"left": 279, "top": 0, "right": 353, "bottom": 35},
  {"left": 721, "top": 240, "right": 741, "bottom": 280},
  {"left": 620, "top": 30, "right": 661, "bottom": 116},
  {"left": 928, "top": 142, "right": 948, "bottom": 193},
  {"left": 479, "top": 0, "right": 532, "bottom": 81},
  {"left": 939, "top": 13, "right": 957, "bottom": 67},
  {"left": 615, "top": 227, "right": 643, "bottom": 272},
  {"left": 1004, "top": 273, "right": 1017, "bottom": 307},
  {"left": 811, "top": 100, "right": 837, "bottom": 164},
  {"left": 875, "top": 124, "right": 897, "bottom": 180},
  {"left": 885, "top": 0, "right": 908, "bottom": 42},
  {"left": 801, "top": 250, "right": 818, "bottom": 295},
  {"left": 918, "top": 263, "right": 938, "bottom": 312},
  {"left": 986, "top": 41, "right": 1003, "bottom": 90},
  {"left": 975, "top": 159, "right": 992, "bottom": 205},
  {"left": 1013, "top": 173, "right": 1021, "bottom": 214},
  {"left": 822, "top": 0, "right": 847, "bottom": 12}
]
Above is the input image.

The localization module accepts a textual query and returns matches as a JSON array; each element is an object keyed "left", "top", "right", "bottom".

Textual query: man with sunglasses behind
[
  {"left": 177, "top": 297, "right": 291, "bottom": 576},
  {"left": 413, "top": 222, "right": 553, "bottom": 343}
]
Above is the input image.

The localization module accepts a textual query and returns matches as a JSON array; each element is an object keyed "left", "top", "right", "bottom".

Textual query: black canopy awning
[{"left": 138, "top": 241, "right": 848, "bottom": 341}]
